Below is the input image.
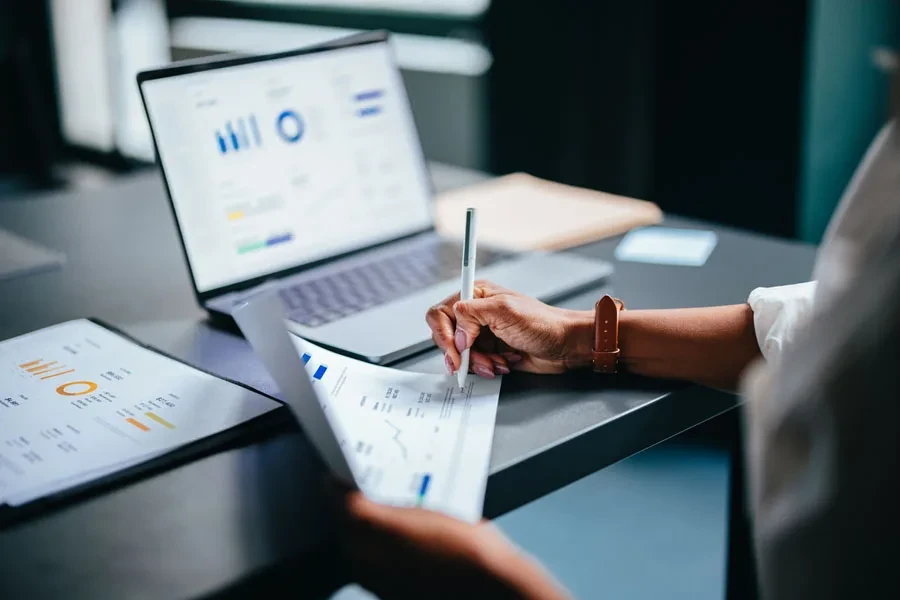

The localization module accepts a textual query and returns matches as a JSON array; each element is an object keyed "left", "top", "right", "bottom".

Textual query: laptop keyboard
[{"left": 279, "top": 240, "right": 512, "bottom": 327}]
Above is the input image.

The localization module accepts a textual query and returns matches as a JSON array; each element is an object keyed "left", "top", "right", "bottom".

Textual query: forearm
[{"left": 567, "top": 304, "right": 761, "bottom": 391}]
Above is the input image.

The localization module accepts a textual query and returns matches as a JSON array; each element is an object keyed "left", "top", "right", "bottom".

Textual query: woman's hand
[
  {"left": 426, "top": 280, "right": 594, "bottom": 376},
  {"left": 332, "top": 486, "right": 569, "bottom": 600}
]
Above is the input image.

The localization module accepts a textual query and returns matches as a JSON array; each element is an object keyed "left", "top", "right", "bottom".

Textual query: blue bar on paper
[
  {"left": 418, "top": 474, "right": 431, "bottom": 501},
  {"left": 358, "top": 106, "right": 381, "bottom": 117},
  {"left": 354, "top": 90, "right": 384, "bottom": 102},
  {"left": 216, "top": 132, "right": 227, "bottom": 154},
  {"left": 313, "top": 365, "right": 327, "bottom": 380},
  {"left": 265, "top": 232, "right": 294, "bottom": 247},
  {"left": 302, "top": 353, "right": 311, "bottom": 364}
]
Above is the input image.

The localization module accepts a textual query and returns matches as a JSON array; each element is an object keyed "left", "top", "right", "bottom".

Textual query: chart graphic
[
  {"left": 235, "top": 231, "right": 295, "bottom": 255},
  {"left": 417, "top": 473, "right": 431, "bottom": 506},
  {"left": 275, "top": 109, "right": 305, "bottom": 143},
  {"left": 126, "top": 417, "right": 150, "bottom": 432},
  {"left": 300, "top": 352, "right": 328, "bottom": 381},
  {"left": 215, "top": 115, "right": 262, "bottom": 154},
  {"left": 145, "top": 412, "right": 176, "bottom": 429},
  {"left": 0, "top": 320, "right": 280, "bottom": 507},
  {"left": 19, "top": 358, "right": 99, "bottom": 397},
  {"left": 56, "top": 381, "right": 98, "bottom": 396},
  {"left": 19, "top": 359, "right": 74, "bottom": 381},
  {"left": 384, "top": 419, "right": 408, "bottom": 460},
  {"left": 353, "top": 89, "right": 384, "bottom": 118}
]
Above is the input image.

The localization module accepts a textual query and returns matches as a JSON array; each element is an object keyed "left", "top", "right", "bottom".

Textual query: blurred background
[{"left": 0, "top": 0, "right": 897, "bottom": 239}]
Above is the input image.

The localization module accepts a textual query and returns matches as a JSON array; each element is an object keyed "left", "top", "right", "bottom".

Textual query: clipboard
[{"left": 0, "top": 319, "right": 292, "bottom": 527}]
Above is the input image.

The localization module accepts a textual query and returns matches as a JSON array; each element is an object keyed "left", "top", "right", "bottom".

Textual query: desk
[{"left": 0, "top": 164, "right": 816, "bottom": 599}]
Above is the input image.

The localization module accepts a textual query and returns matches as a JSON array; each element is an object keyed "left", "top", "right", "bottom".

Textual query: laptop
[{"left": 137, "top": 31, "right": 613, "bottom": 364}]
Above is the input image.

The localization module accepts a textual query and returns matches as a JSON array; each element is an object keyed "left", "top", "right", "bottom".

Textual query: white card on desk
[
  {"left": 615, "top": 227, "right": 718, "bottom": 266},
  {"left": 233, "top": 293, "right": 502, "bottom": 523}
]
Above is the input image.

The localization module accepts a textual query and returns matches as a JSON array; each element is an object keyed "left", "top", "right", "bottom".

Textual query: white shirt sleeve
[{"left": 747, "top": 281, "right": 817, "bottom": 362}]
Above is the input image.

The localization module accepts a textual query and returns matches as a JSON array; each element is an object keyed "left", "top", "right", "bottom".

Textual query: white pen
[{"left": 458, "top": 207, "right": 477, "bottom": 390}]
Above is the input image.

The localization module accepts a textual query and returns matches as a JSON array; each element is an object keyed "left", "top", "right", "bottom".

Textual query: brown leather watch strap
[{"left": 592, "top": 295, "right": 625, "bottom": 373}]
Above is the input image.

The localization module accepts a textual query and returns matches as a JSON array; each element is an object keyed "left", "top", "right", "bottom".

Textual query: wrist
[{"left": 562, "top": 310, "right": 595, "bottom": 370}]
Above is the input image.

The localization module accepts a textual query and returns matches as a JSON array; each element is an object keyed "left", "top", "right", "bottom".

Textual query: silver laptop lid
[{"left": 138, "top": 33, "right": 433, "bottom": 297}]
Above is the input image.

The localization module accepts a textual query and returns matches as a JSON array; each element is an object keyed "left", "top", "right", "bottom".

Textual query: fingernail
[
  {"left": 475, "top": 365, "right": 495, "bottom": 379},
  {"left": 444, "top": 353, "right": 455, "bottom": 375},
  {"left": 505, "top": 354, "right": 523, "bottom": 364},
  {"left": 495, "top": 365, "right": 511, "bottom": 375},
  {"left": 455, "top": 329, "right": 467, "bottom": 353}
]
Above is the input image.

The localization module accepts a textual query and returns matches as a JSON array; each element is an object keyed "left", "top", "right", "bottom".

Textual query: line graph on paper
[{"left": 384, "top": 419, "right": 408, "bottom": 461}]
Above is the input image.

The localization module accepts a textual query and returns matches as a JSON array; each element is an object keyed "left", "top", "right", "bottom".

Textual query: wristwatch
[{"left": 592, "top": 295, "right": 625, "bottom": 373}]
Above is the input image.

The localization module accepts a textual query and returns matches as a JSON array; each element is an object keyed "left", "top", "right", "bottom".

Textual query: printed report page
[
  {"left": 0, "top": 320, "right": 280, "bottom": 505},
  {"left": 290, "top": 335, "right": 501, "bottom": 523}
]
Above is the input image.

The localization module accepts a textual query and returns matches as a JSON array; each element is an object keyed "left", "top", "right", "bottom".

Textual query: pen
[{"left": 458, "top": 208, "right": 477, "bottom": 390}]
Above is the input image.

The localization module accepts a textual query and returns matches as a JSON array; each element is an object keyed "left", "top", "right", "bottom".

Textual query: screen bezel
[{"left": 137, "top": 30, "right": 435, "bottom": 304}]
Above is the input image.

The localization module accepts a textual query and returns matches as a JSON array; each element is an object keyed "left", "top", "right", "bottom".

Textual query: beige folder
[{"left": 435, "top": 172, "right": 663, "bottom": 251}]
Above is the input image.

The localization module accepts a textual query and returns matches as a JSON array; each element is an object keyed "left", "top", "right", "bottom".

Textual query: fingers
[
  {"left": 452, "top": 296, "right": 509, "bottom": 353},
  {"left": 343, "top": 489, "right": 456, "bottom": 544},
  {"left": 468, "top": 351, "right": 497, "bottom": 379},
  {"left": 487, "top": 353, "right": 511, "bottom": 375},
  {"left": 468, "top": 352, "right": 511, "bottom": 378},
  {"left": 427, "top": 280, "right": 508, "bottom": 374},
  {"left": 503, "top": 352, "right": 524, "bottom": 369},
  {"left": 428, "top": 312, "right": 459, "bottom": 374}
]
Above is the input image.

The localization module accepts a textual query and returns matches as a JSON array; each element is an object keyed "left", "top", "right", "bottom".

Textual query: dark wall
[
  {"left": 0, "top": 1, "right": 59, "bottom": 186},
  {"left": 651, "top": 2, "right": 809, "bottom": 237},
  {"left": 487, "top": 0, "right": 656, "bottom": 200},
  {"left": 487, "top": 1, "right": 809, "bottom": 238}
]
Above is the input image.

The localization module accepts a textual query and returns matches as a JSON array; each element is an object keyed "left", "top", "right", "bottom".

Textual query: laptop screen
[{"left": 140, "top": 40, "right": 433, "bottom": 294}]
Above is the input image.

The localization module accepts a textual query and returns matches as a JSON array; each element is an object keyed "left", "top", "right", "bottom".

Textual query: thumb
[{"left": 453, "top": 296, "right": 506, "bottom": 352}]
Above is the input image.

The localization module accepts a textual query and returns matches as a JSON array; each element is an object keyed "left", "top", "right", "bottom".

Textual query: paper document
[
  {"left": 0, "top": 320, "right": 280, "bottom": 506},
  {"left": 234, "top": 295, "right": 501, "bottom": 522},
  {"left": 615, "top": 227, "right": 718, "bottom": 266}
]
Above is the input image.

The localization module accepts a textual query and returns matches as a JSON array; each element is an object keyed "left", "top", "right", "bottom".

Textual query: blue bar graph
[
  {"left": 249, "top": 115, "right": 262, "bottom": 146},
  {"left": 417, "top": 474, "right": 431, "bottom": 506},
  {"left": 358, "top": 106, "right": 382, "bottom": 118},
  {"left": 265, "top": 232, "right": 294, "bottom": 247},
  {"left": 237, "top": 118, "right": 250, "bottom": 148},
  {"left": 354, "top": 90, "right": 384, "bottom": 102},
  {"left": 215, "top": 114, "right": 263, "bottom": 154},
  {"left": 313, "top": 365, "right": 327, "bottom": 380},
  {"left": 225, "top": 123, "right": 239, "bottom": 150}
]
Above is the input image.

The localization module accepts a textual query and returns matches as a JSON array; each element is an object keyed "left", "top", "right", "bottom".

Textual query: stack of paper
[{"left": 0, "top": 320, "right": 280, "bottom": 506}]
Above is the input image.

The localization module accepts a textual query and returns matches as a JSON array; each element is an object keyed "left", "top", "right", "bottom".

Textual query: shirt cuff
[{"left": 747, "top": 282, "right": 817, "bottom": 363}]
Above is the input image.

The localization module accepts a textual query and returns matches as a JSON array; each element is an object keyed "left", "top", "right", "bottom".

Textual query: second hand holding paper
[{"left": 233, "top": 293, "right": 501, "bottom": 522}]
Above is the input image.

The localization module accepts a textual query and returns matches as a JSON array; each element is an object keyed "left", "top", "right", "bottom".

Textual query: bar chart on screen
[{"left": 215, "top": 115, "right": 262, "bottom": 154}]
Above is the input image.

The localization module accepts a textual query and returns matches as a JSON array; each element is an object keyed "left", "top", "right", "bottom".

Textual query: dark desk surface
[{"left": 0, "top": 163, "right": 816, "bottom": 599}]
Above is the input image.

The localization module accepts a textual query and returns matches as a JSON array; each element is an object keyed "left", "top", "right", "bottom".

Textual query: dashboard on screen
[{"left": 141, "top": 41, "right": 433, "bottom": 293}]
